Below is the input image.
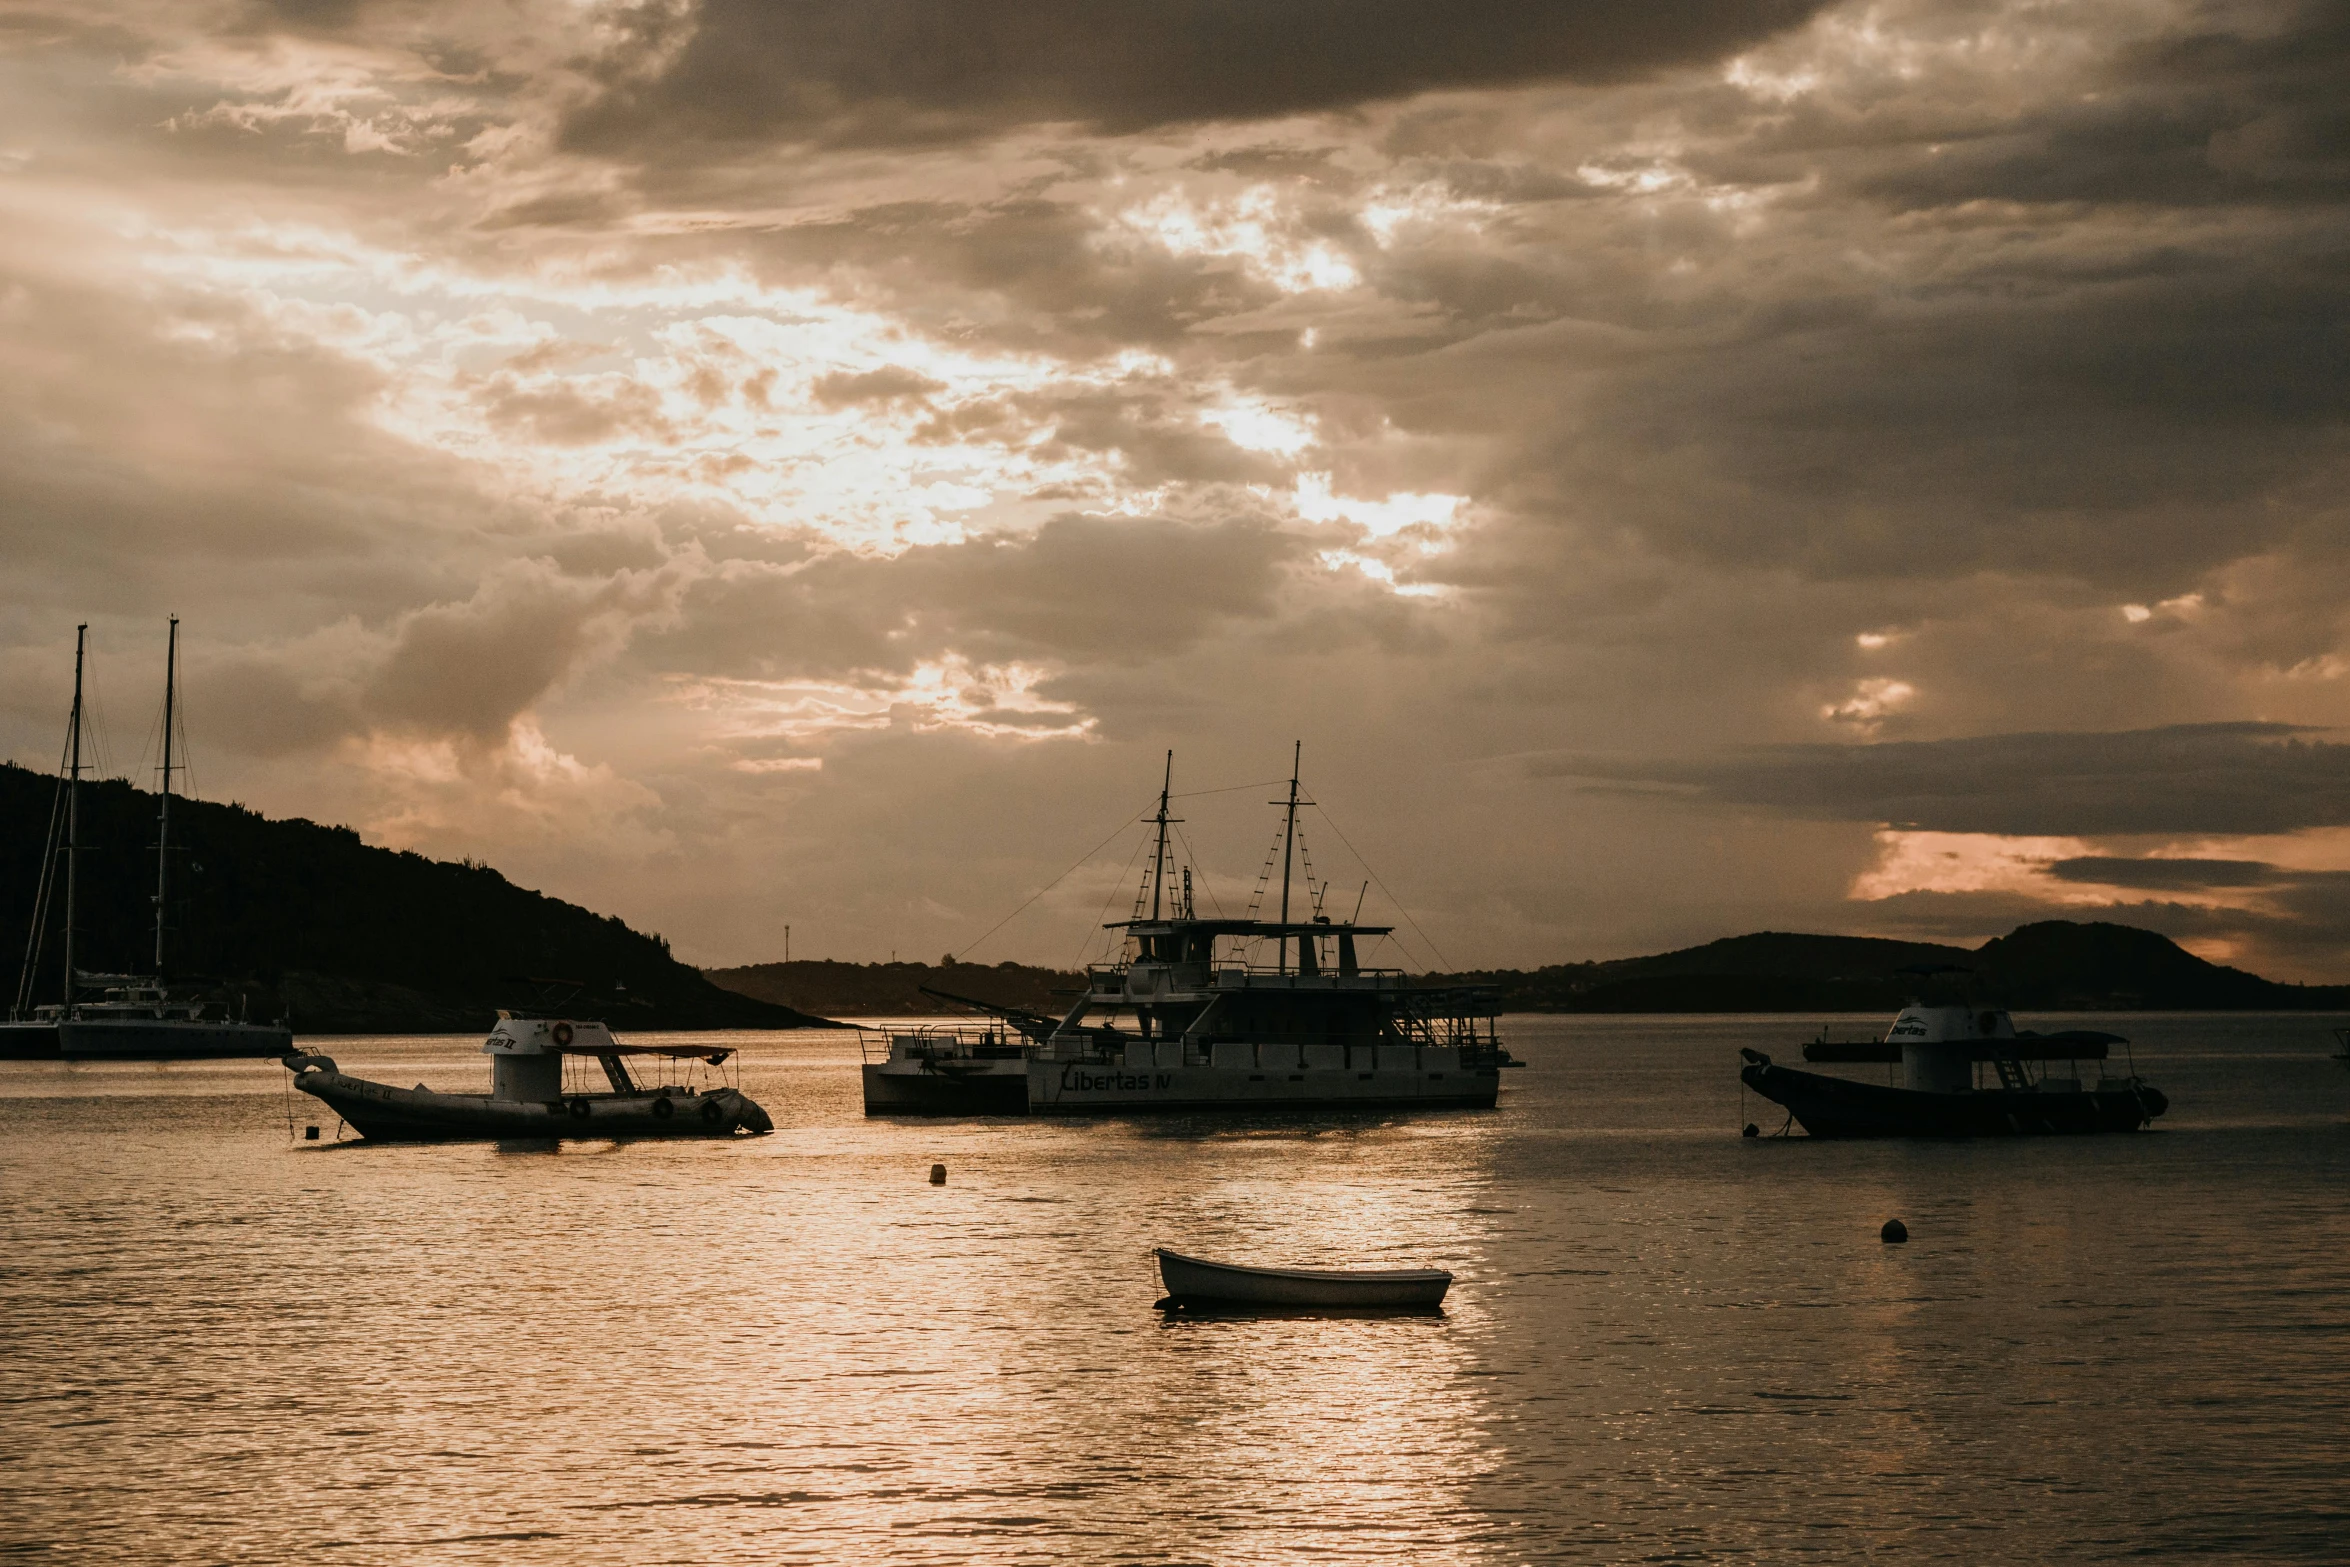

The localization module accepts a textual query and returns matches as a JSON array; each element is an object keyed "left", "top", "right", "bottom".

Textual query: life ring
[
  {"left": 551, "top": 1021, "right": 575, "bottom": 1047},
  {"left": 568, "top": 1096, "right": 591, "bottom": 1120},
  {"left": 650, "top": 1096, "right": 674, "bottom": 1120},
  {"left": 700, "top": 1098, "right": 726, "bottom": 1125}
]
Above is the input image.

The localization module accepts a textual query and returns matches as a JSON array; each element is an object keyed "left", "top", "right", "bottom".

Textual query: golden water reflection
[{"left": 5, "top": 1018, "right": 2350, "bottom": 1561}]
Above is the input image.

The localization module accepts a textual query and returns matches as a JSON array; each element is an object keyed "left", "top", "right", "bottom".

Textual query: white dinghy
[{"left": 1154, "top": 1247, "right": 1452, "bottom": 1310}]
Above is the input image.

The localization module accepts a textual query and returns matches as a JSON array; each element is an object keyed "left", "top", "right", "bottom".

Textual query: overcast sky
[{"left": 2, "top": 0, "right": 2345, "bottom": 978}]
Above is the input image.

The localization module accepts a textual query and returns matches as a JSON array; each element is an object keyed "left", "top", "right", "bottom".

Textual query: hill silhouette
[
  {"left": 1434, "top": 922, "right": 2350, "bottom": 1012},
  {"left": 0, "top": 763, "right": 831, "bottom": 1033},
  {"left": 706, "top": 920, "right": 2349, "bottom": 1019}
]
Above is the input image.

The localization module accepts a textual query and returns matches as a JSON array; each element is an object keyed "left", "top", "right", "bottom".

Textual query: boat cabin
[
  {"left": 1040, "top": 912, "right": 1502, "bottom": 1068},
  {"left": 482, "top": 1013, "right": 735, "bottom": 1102},
  {"left": 1804, "top": 1003, "right": 2128, "bottom": 1094}
]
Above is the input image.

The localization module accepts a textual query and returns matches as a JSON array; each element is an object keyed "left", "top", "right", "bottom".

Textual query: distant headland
[
  {"left": 706, "top": 923, "right": 2350, "bottom": 1016},
  {"left": 1425, "top": 924, "right": 2350, "bottom": 1012}
]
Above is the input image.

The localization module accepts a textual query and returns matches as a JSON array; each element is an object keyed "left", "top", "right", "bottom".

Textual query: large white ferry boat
[{"left": 862, "top": 750, "right": 1508, "bottom": 1116}]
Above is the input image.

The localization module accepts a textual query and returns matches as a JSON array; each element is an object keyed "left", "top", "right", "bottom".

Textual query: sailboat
[{"left": 2, "top": 621, "right": 293, "bottom": 1061}]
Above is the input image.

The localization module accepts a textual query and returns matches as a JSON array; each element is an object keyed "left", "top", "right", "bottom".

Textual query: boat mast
[
  {"left": 62, "top": 623, "right": 86, "bottom": 1010},
  {"left": 1277, "top": 740, "right": 1300, "bottom": 974},
  {"left": 154, "top": 616, "right": 177, "bottom": 978},
  {"left": 1148, "top": 750, "right": 1174, "bottom": 921}
]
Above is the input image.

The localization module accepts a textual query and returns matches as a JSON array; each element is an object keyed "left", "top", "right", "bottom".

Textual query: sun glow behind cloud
[
  {"left": 128, "top": 220, "right": 1371, "bottom": 554},
  {"left": 1851, "top": 830, "right": 2095, "bottom": 901},
  {"left": 119, "top": 201, "right": 1480, "bottom": 599},
  {"left": 1110, "top": 185, "right": 1362, "bottom": 293},
  {"left": 682, "top": 661, "right": 1094, "bottom": 754}
]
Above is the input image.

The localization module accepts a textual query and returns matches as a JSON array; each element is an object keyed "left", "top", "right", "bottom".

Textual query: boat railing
[
  {"left": 1042, "top": 1027, "right": 1508, "bottom": 1067},
  {"left": 1083, "top": 961, "right": 1422, "bottom": 987},
  {"left": 857, "top": 1023, "right": 1033, "bottom": 1065}
]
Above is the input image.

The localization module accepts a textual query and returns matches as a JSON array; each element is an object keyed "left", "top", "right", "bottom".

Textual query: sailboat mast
[
  {"left": 1149, "top": 750, "right": 1173, "bottom": 921},
  {"left": 155, "top": 616, "right": 177, "bottom": 976},
  {"left": 63, "top": 624, "right": 85, "bottom": 1009},
  {"left": 1277, "top": 740, "right": 1300, "bottom": 974}
]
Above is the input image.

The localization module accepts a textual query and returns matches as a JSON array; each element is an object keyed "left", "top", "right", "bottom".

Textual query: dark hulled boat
[
  {"left": 288, "top": 1014, "right": 772, "bottom": 1141},
  {"left": 1740, "top": 998, "right": 2166, "bottom": 1139}
]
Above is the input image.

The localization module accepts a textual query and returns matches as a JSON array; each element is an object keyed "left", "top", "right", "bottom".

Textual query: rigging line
[
  {"left": 1362, "top": 920, "right": 1430, "bottom": 974},
  {"left": 1308, "top": 803, "right": 1451, "bottom": 970},
  {"left": 1078, "top": 831, "right": 1152, "bottom": 971},
  {"left": 1242, "top": 821, "right": 1287, "bottom": 919},
  {"left": 14, "top": 765, "right": 67, "bottom": 1016},
  {"left": 1169, "top": 777, "right": 1288, "bottom": 801},
  {"left": 173, "top": 682, "right": 198, "bottom": 802},
  {"left": 951, "top": 806, "right": 1148, "bottom": 963},
  {"left": 1169, "top": 823, "right": 1226, "bottom": 917}
]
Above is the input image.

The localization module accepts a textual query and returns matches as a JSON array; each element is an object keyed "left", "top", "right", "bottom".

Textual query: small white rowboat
[{"left": 1154, "top": 1247, "right": 1452, "bottom": 1309}]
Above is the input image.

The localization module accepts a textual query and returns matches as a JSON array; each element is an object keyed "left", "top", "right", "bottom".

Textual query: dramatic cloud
[
  {"left": 2, "top": 0, "right": 2347, "bottom": 978},
  {"left": 2047, "top": 857, "right": 2289, "bottom": 892},
  {"left": 566, "top": 0, "right": 1832, "bottom": 150},
  {"left": 1541, "top": 725, "right": 2350, "bottom": 837}
]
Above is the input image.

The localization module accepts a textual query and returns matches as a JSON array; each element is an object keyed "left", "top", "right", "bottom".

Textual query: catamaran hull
[
  {"left": 861, "top": 1062, "right": 1028, "bottom": 1116},
  {"left": 1027, "top": 1058, "right": 1500, "bottom": 1115},
  {"left": 1742, "top": 1060, "right": 2165, "bottom": 1138},
  {"left": 0, "top": 1022, "right": 61, "bottom": 1059},
  {"left": 295, "top": 1068, "right": 772, "bottom": 1141},
  {"left": 862, "top": 1055, "right": 1501, "bottom": 1115},
  {"left": 58, "top": 1019, "right": 293, "bottom": 1060}
]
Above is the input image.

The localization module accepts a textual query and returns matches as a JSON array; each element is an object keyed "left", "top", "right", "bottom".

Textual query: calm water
[{"left": 4, "top": 1014, "right": 2348, "bottom": 1563}]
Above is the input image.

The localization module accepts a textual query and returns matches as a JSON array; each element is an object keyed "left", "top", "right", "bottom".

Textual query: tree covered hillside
[{"left": 0, "top": 763, "right": 830, "bottom": 1033}]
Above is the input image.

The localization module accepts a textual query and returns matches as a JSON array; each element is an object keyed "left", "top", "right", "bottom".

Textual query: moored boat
[
  {"left": 1740, "top": 985, "right": 2166, "bottom": 1138},
  {"left": 57, "top": 978, "right": 292, "bottom": 1060},
  {"left": 1153, "top": 1247, "right": 1452, "bottom": 1309},
  {"left": 861, "top": 748, "right": 1508, "bottom": 1117},
  {"left": 861, "top": 1021, "right": 1032, "bottom": 1114},
  {"left": 288, "top": 1014, "right": 773, "bottom": 1141},
  {"left": 6, "top": 619, "right": 292, "bottom": 1060}
]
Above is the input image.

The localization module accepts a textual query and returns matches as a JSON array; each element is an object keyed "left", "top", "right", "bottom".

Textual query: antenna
[{"left": 154, "top": 616, "right": 178, "bottom": 978}]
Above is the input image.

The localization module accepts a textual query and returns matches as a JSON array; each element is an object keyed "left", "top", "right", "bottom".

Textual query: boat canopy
[
  {"left": 551, "top": 1041, "right": 733, "bottom": 1063},
  {"left": 483, "top": 1015, "right": 730, "bottom": 1063},
  {"left": 1806, "top": 1034, "right": 2117, "bottom": 1064}
]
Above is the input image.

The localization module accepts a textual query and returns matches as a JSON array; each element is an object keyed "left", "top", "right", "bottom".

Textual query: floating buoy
[
  {"left": 1742, "top": 1123, "right": 1759, "bottom": 1138},
  {"left": 929, "top": 1163, "right": 947, "bottom": 1185},
  {"left": 304, "top": 1125, "right": 320, "bottom": 1141},
  {"left": 1881, "top": 1218, "right": 1908, "bottom": 1244}
]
